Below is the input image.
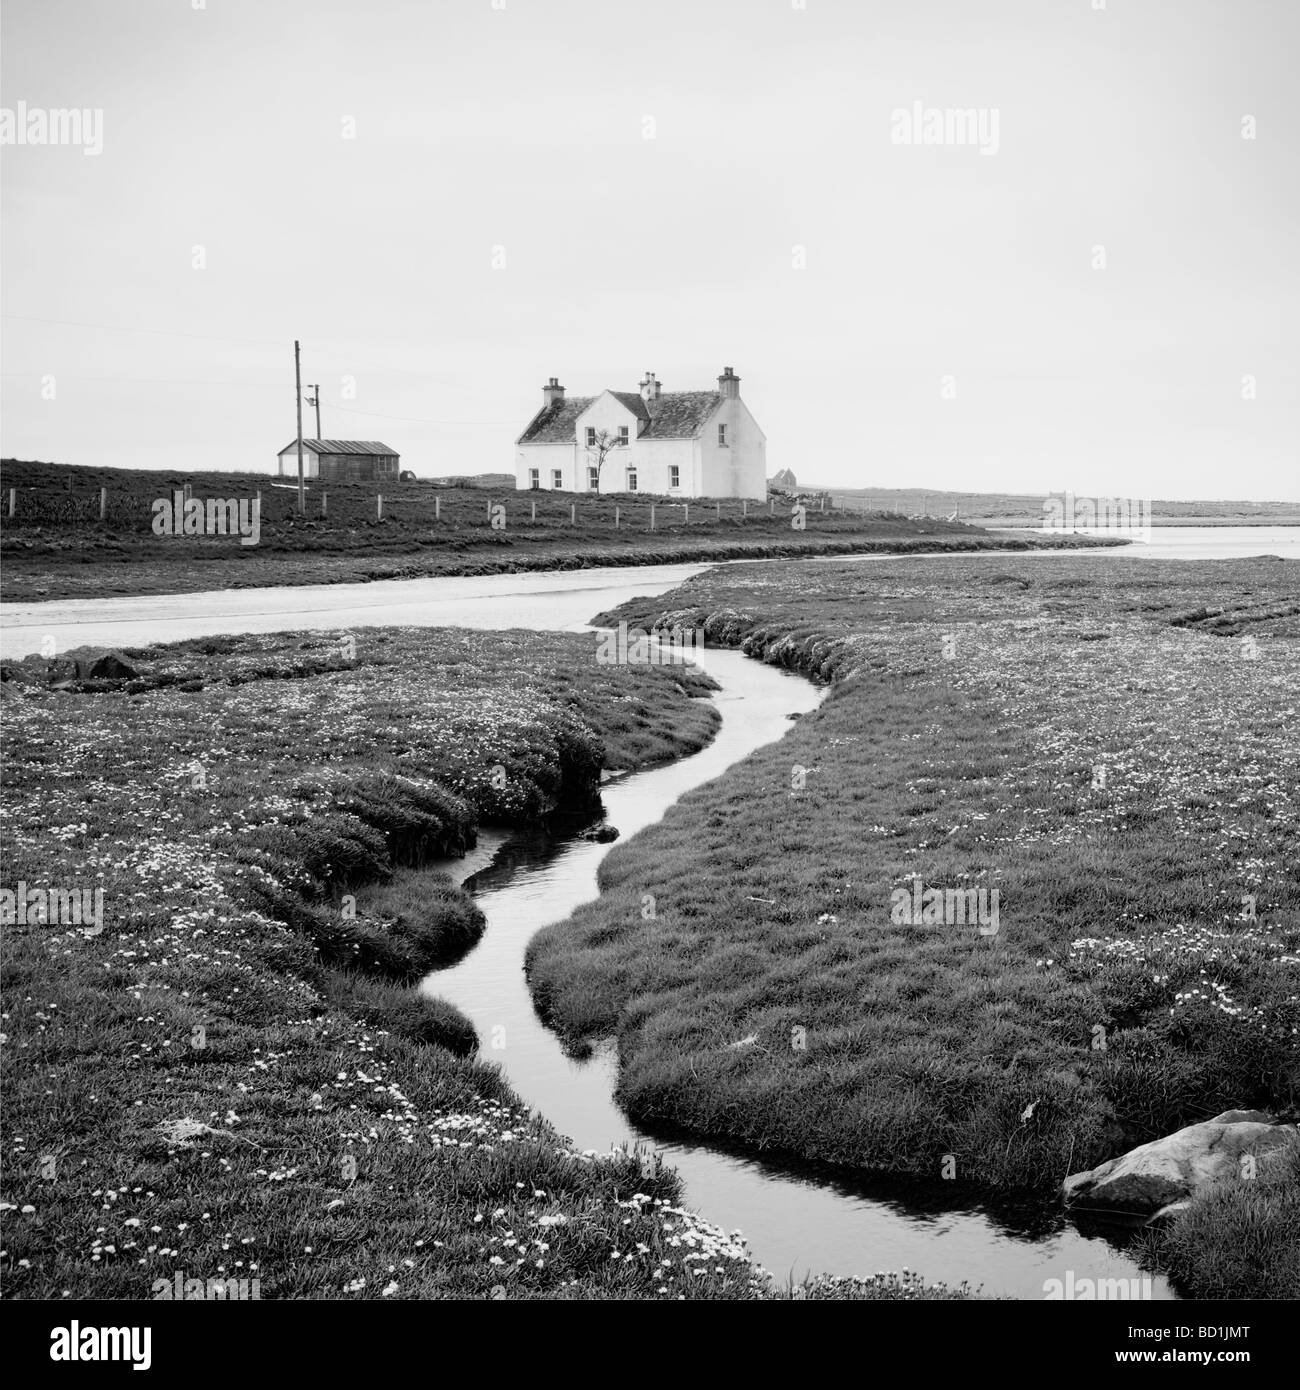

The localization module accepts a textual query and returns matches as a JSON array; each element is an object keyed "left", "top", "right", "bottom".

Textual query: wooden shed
[{"left": 276, "top": 439, "right": 399, "bottom": 485}]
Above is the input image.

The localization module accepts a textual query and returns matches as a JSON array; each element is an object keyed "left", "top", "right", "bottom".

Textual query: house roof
[
  {"left": 608, "top": 391, "right": 651, "bottom": 423},
  {"left": 517, "top": 389, "right": 721, "bottom": 444},
  {"left": 277, "top": 439, "right": 398, "bottom": 456},
  {"left": 641, "top": 392, "right": 721, "bottom": 439},
  {"left": 516, "top": 398, "right": 597, "bottom": 445}
]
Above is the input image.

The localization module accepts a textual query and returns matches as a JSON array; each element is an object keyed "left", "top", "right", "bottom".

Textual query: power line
[
  {"left": 329, "top": 402, "right": 516, "bottom": 426},
  {"left": 0, "top": 370, "right": 516, "bottom": 425},
  {"left": 0, "top": 372, "right": 283, "bottom": 388},
  {"left": 1, "top": 312, "right": 464, "bottom": 381},
  {"left": 1, "top": 312, "right": 282, "bottom": 347}
]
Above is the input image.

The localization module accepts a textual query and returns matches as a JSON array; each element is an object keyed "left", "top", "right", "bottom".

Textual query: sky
[{"left": 2, "top": 0, "right": 1297, "bottom": 501}]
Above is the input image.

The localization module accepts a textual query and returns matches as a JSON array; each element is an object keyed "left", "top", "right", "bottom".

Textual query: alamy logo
[
  {"left": 1, "top": 102, "right": 103, "bottom": 156},
  {"left": 1043, "top": 1271, "right": 1154, "bottom": 1300},
  {"left": 890, "top": 876, "right": 999, "bottom": 935},
  {"left": 151, "top": 492, "right": 261, "bottom": 546},
  {"left": 1040, "top": 491, "right": 1152, "bottom": 542},
  {"left": 0, "top": 882, "right": 104, "bottom": 934},
  {"left": 595, "top": 620, "right": 705, "bottom": 666},
  {"left": 50, "top": 1323, "right": 151, "bottom": 1369},
  {"left": 890, "top": 102, "right": 1000, "bottom": 155},
  {"left": 152, "top": 1271, "right": 261, "bottom": 1300}
]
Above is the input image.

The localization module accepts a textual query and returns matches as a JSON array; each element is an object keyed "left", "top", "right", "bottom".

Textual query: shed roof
[{"left": 278, "top": 439, "right": 398, "bottom": 456}]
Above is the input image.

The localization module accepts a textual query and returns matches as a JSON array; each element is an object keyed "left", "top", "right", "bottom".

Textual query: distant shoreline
[{"left": 986, "top": 517, "right": 1300, "bottom": 529}]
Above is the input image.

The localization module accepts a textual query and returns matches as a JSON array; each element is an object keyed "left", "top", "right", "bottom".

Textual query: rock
[
  {"left": 1063, "top": 1110, "right": 1298, "bottom": 1218},
  {"left": 85, "top": 652, "right": 138, "bottom": 680},
  {"left": 577, "top": 822, "right": 619, "bottom": 843},
  {"left": 1149, "top": 1200, "right": 1192, "bottom": 1224},
  {"left": 46, "top": 651, "right": 139, "bottom": 687}
]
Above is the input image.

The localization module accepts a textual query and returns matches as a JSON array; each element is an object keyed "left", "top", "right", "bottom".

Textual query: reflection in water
[{"left": 422, "top": 643, "right": 1174, "bottom": 1299}]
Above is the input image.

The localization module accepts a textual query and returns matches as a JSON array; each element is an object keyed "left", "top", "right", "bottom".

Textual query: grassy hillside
[{"left": 0, "top": 458, "right": 1120, "bottom": 602}]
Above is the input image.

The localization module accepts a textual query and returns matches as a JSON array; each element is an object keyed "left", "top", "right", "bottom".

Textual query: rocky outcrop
[{"left": 1063, "top": 1110, "right": 1298, "bottom": 1219}]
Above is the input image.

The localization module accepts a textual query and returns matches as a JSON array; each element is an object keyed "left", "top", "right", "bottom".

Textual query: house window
[
  {"left": 618, "top": 426, "right": 629, "bottom": 446},
  {"left": 586, "top": 427, "right": 597, "bottom": 447},
  {"left": 718, "top": 424, "right": 728, "bottom": 446},
  {"left": 589, "top": 467, "right": 599, "bottom": 490},
  {"left": 669, "top": 465, "right": 680, "bottom": 489},
  {"left": 627, "top": 469, "right": 638, "bottom": 492},
  {"left": 552, "top": 469, "right": 563, "bottom": 489},
  {"left": 529, "top": 468, "right": 539, "bottom": 490}
]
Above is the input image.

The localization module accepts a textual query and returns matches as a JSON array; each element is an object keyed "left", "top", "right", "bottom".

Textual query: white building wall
[
  {"left": 626, "top": 438, "right": 698, "bottom": 495},
  {"left": 699, "top": 397, "right": 766, "bottom": 499},
  {"left": 515, "top": 443, "right": 575, "bottom": 490},
  {"left": 278, "top": 449, "right": 320, "bottom": 479},
  {"left": 574, "top": 394, "right": 639, "bottom": 491}
]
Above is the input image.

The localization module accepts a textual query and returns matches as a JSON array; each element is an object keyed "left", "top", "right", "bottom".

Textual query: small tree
[{"left": 584, "top": 429, "right": 624, "bottom": 489}]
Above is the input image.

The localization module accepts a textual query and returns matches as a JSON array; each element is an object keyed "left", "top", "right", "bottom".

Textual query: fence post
[
  {"left": 435, "top": 495, "right": 440, "bottom": 521},
  {"left": 716, "top": 501, "right": 721, "bottom": 521},
  {"left": 650, "top": 504, "right": 655, "bottom": 530},
  {"left": 615, "top": 506, "right": 619, "bottom": 528},
  {"left": 377, "top": 493, "right": 383, "bottom": 521},
  {"left": 769, "top": 497, "right": 775, "bottom": 515},
  {"left": 8, "top": 488, "right": 15, "bottom": 518},
  {"left": 684, "top": 503, "right": 689, "bottom": 524},
  {"left": 742, "top": 498, "right": 748, "bottom": 517},
  {"left": 99, "top": 487, "right": 107, "bottom": 521},
  {"left": 571, "top": 502, "right": 576, "bottom": 525},
  {"left": 321, "top": 492, "right": 327, "bottom": 517},
  {"left": 821, "top": 495, "right": 826, "bottom": 513},
  {"left": 531, "top": 499, "right": 536, "bottom": 522}
]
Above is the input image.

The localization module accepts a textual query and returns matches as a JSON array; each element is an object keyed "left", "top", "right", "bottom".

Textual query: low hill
[{"left": 819, "top": 486, "right": 1300, "bottom": 527}]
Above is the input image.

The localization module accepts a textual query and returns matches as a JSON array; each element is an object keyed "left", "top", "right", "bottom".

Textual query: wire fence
[{"left": 0, "top": 482, "right": 861, "bottom": 535}]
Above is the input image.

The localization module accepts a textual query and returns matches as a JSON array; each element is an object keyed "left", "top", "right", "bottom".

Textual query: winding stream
[{"left": 418, "top": 640, "right": 1172, "bottom": 1298}]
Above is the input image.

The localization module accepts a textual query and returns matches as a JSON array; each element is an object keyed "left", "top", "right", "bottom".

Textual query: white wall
[
  {"left": 574, "top": 393, "right": 640, "bottom": 490},
  {"left": 515, "top": 442, "right": 574, "bottom": 490},
  {"left": 278, "top": 449, "right": 319, "bottom": 479},
  {"left": 699, "top": 396, "right": 766, "bottom": 499},
  {"left": 627, "top": 437, "right": 698, "bottom": 495}
]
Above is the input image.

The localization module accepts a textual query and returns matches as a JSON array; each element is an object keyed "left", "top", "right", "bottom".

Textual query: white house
[{"left": 514, "top": 368, "right": 766, "bottom": 499}]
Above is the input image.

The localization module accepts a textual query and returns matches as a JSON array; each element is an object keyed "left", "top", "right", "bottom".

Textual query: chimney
[
  {"left": 542, "top": 376, "right": 565, "bottom": 409},
  {"left": 639, "top": 370, "right": 661, "bottom": 402},
  {"left": 717, "top": 366, "right": 740, "bottom": 400}
]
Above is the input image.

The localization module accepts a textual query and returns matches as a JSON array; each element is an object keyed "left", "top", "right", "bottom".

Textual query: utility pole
[
  {"left": 294, "top": 341, "right": 305, "bottom": 514},
  {"left": 305, "top": 383, "right": 321, "bottom": 441}
]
